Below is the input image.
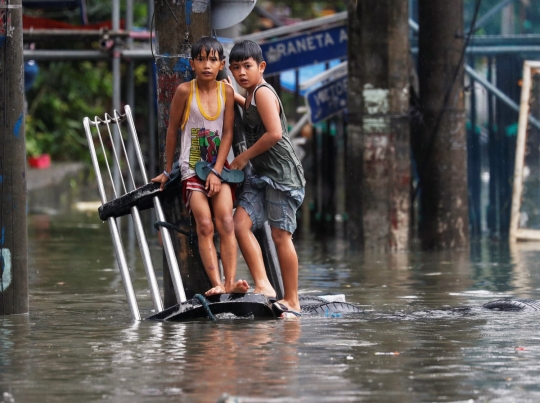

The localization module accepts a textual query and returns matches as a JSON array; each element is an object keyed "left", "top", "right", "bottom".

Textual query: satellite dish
[{"left": 211, "top": 0, "right": 256, "bottom": 30}]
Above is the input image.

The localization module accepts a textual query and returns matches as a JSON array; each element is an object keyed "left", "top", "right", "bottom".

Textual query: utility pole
[
  {"left": 154, "top": 0, "right": 212, "bottom": 306},
  {"left": 346, "top": 0, "right": 411, "bottom": 251},
  {"left": 416, "top": 0, "right": 469, "bottom": 249},
  {"left": 0, "top": 0, "right": 28, "bottom": 314}
]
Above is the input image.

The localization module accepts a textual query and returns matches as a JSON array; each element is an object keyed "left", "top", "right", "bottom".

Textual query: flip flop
[
  {"left": 163, "top": 166, "right": 181, "bottom": 189},
  {"left": 195, "top": 161, "right": 245, "bottom": 184},
  {"left": 272, "top": 301, "right": 302, "bottom": 317}
]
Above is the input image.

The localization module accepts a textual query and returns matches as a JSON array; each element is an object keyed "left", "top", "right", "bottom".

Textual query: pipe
[
  {"left": 473, "top": 0, "right": 517, "bottom": 32},
  {"left": 112, "top": 0, "right": 121, "bottom": 192},
  {"left": 409, "top": 18, "right": 540, "bottom": 130},
  {"left": 410, "top": 46, "right": 540, "bottom": 55},
  {"left": 465, "top": 65, "right": 540, "bottom": 131},
  {"left": 23, "top": 29, "right": 132, "bottom": 40}
]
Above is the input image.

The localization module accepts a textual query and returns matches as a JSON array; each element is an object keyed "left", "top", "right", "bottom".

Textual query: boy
[
  {"left": 227, "top": 40, "right": 305, "bottom": 316},
  {"left": 152, "top": 37, "right": 249, "bottom": 297}
]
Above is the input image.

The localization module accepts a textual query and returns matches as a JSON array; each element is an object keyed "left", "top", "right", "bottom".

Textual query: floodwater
[{"left": 2, "top": 209, "right": 540, "bottom": 403}]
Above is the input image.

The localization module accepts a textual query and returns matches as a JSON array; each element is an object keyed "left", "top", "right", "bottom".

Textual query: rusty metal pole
[
  {"left": 346, "top": 0, "right": 411, "bottom": 251},
  {"left": 0, "top": 0, "right": 28, "bottom": 314},
  {"left": 154, "top": 0, "right": 212, "bottom": 306},
  {"left": 416, "top": 0, "right": 469, "bottom": 249}
]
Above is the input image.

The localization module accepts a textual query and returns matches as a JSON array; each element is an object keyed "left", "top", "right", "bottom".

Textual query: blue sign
[
  {"left": 306, "top": 75, "right": 347, "bottom": 124},
  {"left": 260, "top": 25, "right": 348, "bottom": 75}
]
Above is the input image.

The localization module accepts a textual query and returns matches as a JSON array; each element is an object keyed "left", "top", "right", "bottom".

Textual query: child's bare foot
[
  {"left": 205, "top": 285, "right": 226, "bottom": 296},
  {"left": 272, "top": 300, "right": 301, "bottom": 318},
  {"left": 277, "top": 299, "right": 300, "bottom": 313},
  {"left": 253, "top": 284, "right": 277, "bottom": 299},
  {"left": 226, "top": 279, "right": 250, "bottom": 294}
]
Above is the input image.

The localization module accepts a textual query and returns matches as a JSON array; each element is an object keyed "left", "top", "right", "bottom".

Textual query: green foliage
[
  {"left": 23, "top": 0, "right": 151, "bottom": 161},
  {"left": 85, "top": 0, "right": 149, "bottom": 27},
  {"left": 25, "top": 61, "right": 113, "bottom": 160}
]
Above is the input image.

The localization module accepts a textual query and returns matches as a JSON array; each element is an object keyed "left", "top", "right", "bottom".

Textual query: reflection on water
[{"left": 1, "top": 211, "right": 540, "bottom": 402}]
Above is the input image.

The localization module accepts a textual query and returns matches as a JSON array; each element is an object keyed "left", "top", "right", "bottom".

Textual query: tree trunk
[
  {"left": 415, "top": 0, "right": 469, "bottom": 249},
  {"left": 154, "top": 0, "right": 212, "bottom": 306}
]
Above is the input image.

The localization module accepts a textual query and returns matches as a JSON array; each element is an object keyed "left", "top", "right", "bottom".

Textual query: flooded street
[{"left": 2, "top": 210, "right": 540, "bottom": 402}]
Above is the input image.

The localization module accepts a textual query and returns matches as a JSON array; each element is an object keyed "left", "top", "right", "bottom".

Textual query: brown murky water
[{"left": 1, "top": 211, "right": 540, "bottom": 402}]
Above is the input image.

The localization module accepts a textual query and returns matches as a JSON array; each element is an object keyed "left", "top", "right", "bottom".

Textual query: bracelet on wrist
[
  {"left": 163, "top": 170, "right": 171, "bottom": 179},
  {"left": 210, "top": 168, "right": 224, "bottom": 182}
]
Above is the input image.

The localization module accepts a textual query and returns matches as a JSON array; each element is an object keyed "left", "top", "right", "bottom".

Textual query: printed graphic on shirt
[{"left": 189, "top": 127, "right": 221, "bottom": 169}]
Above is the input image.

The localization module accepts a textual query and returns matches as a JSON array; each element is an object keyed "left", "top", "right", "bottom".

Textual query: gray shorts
[{"left": 237, "top": 175, "right": 305, "bottom": 234}]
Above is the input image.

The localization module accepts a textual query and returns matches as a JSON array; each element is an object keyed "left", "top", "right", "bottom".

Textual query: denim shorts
[{"left": 237, "top": 175, "right": 305, "bottom": 234}]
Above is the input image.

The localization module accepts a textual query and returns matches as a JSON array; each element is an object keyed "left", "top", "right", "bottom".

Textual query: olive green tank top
[{"left": 243, "top": 83, "right": 305, "bottom": 188}]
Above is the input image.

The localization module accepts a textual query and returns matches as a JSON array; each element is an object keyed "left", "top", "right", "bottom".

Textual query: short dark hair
[
  {"left": 191, "top": 36, "right": 224, "bottom": 60},
  {"left": 229, "top": 40, "right": 264, "bottom": 64}
]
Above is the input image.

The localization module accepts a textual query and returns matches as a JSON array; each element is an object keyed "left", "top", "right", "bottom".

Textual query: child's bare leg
[
  {"left": 210, "top": 185, "right": 249, "bottom": 295},
  {"left": 234, "top": 207, "right": 276, "bottom": 297},
  {"left": 190, "top": 192, "right": 224, "bottom": 294},
  {"left": 270, "top": 227, "right": 300, "bottom": 312}
]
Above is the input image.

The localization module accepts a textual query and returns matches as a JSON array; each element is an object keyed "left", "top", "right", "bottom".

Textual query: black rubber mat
[
  {"left": 483, "top": 299, "right": 540, "bottom": 311},
  {"left": 301, "top": 301, "right": 364, "bottom": 316}
]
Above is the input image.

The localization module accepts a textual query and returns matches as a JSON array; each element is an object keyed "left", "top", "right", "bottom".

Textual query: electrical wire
[
  {"left": 413, "top": 0, "right": 483, "bottom": 200},
  {"left": 149, "top": 9, "right": 156, "bottom": 64}
]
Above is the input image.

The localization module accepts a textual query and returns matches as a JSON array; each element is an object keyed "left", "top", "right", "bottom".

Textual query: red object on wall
[{"left": 28, "top": 154, "right": 51, "bottom": 169}]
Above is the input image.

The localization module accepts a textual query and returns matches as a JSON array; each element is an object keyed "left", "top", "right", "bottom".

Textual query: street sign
[
  {"left": 260, "top": 25, "right": 348, "bottom": 75},
  {"left": 305, "top": 75, "right": 347, "bottom": 124}
]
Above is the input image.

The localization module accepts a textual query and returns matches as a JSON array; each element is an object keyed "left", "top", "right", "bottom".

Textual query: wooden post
[
  {"left": 416, "top": 0, "right": 469, "bottom": 249},
  {"left": 346, "top": 0, "right": 411, "bottom": 251},
  {"left": 509, "top": 62, "right": 533, "bottom": 242},
  {"left": 0, "top": 0, "right": 28, "bottom": 314},
  {"left": 154, "top": 0, "right": 212, "bottom": 306}
]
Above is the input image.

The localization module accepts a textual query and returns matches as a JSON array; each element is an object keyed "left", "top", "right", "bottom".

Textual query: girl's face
[
  {"left": 229, "top": 57, "right": 266, "bottom": 91},
  {"left": 190, "top": 48, "right": 225, "bottom": 81}
]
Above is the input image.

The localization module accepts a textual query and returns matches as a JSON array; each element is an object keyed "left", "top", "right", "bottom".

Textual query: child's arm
[
  {"left": 222, "top": 76, "right": 246, "bottom": 108},
  {"left": 230, "top": 86, "right": 282, "bottom": 170},
  {"left": 150, "top": 82, "right": 190, "bottom": 190},
  {"left": 204, "top": 83, "right": 236, "bottom": 196}
]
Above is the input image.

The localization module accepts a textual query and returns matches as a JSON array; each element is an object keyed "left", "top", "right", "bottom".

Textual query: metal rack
[{"left": 82, "top": 105, "right": 187, "bottom": 320}]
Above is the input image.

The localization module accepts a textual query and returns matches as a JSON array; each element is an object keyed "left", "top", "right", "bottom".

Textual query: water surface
[{"left": 1, "top": 211, "right": 540, "bottom": 402}]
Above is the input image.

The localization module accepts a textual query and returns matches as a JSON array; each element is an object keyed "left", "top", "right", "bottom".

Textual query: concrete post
[
  {"left": 416, "top": 0, "right": 469, "bottom": 249},
  {"left": 0, "top": 0, "right": 29, "bottom": 314},
  {"left": 154, "top": 0, "right": 212, "bottom": 306},
  {"left": 346, "top": 0, "right": 411, "bottom": 251}
]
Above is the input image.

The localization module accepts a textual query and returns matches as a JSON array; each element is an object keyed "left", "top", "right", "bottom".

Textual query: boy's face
[
  {"left": 190, "top": 48, "right": 225, "bottom": 81},
  {"left": 229, "top": 57, "right": 266, "bottom": 90}
]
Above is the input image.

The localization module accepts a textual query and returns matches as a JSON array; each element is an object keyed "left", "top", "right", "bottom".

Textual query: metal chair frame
[{"left": 83, "top": 105, "right": 186, "bottom": 320}]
